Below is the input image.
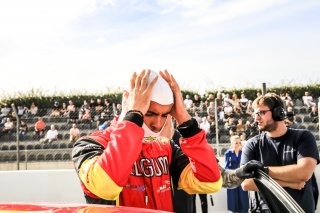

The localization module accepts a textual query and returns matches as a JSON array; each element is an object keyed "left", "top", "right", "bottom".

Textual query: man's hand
[
  {"left": 159, "top": 70, "right": 191, "bottom": 125},
  {"left": 235, "top": 160, "right": 267, "bottom": 178},
  {"left": 127, "top": 69, "right": 158, "bottom": 115}
]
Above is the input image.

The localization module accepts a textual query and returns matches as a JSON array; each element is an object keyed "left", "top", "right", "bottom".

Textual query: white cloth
[
  {"left": 46, "top": 130, "right": 58, "bottom": 139},
  {"left": 119, "top": 70, "right": 174, "bottom": 137},
  {"left": 148, "top": 70, "right": 173, "bottom": 105}
]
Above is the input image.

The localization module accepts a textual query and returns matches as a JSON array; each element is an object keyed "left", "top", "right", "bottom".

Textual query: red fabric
[
  {"left": 35, "top": 120, "right": 45, "bottom": 130},
  {"left": 180, "top": 130, "right": 220, "bottom": 182},
  {"left": 79, "top": 121, "right": 219, "bottom": 211}
]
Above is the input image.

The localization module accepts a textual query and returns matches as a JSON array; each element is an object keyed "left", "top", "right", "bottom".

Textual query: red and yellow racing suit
[{"left": 72, "top": 113, "right": 222, "bottom": 212}]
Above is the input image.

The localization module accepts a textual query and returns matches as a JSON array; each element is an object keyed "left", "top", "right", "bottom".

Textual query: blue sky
[{"left": 0, "top": 0, "right": 320, "bottom": 97}]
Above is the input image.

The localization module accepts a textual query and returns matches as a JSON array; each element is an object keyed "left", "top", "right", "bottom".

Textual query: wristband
[{"left": 126, "top": 110, "right": 144, "bottom": 118}]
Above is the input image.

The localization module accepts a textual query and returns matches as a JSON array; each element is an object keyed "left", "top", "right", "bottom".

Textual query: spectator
[
  {"left": 239, "top": 93, "right": 249, "bottom": 112},
  {"left": 200, "top": 116, "right": 211, "bottom": 134},
  {"left": 233, "top": 102, "right": 243, "bottom": 119},
  {"left": 50, "top": 101, "right": 61, "bottom": 117},
  {"left": 94, "top": 98, "right": 104, "bottom": 122},
  {"left": 225, "top": 135, "right": 249, "bottom": 213},
  {"left": 80, "top": 100, "right": 90, "bottom": 116},
  {"left": 103, "top": 98, "right": 114, "bottom": 119},
  {"left": 96, "top": 101, "right": 112, "bottom": 127},
  {"left": 89, "top": 98, "right": 97, "bottom": 118},
  {"left": 60, "top": 102, "right": 68, "bottom": 117},
  {"left": 0, "top": 103, "right": 11, "bottom": 118},
  {"left": 284, "top": 92, "right": 294, "bottom": 107},
  {"left": 27, "top": 102, "right": 38, "bottom": 117},
  {"left": 206, "top": 93, "right": 215, "bottom": 106},
  {"left": 246, "top": 100, "right": 253, "bottom": 114},
  {"left": 80, "top": 108, "right": 92, "bottom": 123},
  {"left": 223, "top": 93, "right": 234, "bottom": 107},
  {"left": 310, "top": 105, "right": 319, "bottom": 124},
  {"left": 302, "top": 91, "right": 316, "bottom": 109},
  {"left": 215, "top": 93, "right": 224, "bottom": 112},
  {"left": 67, "top": 100, "right": 78, "bottom": 123},
  {"left": 193, "top": 111, "right": 203, "bottom": 126},
  {"left": 40, "top": 124, "right": 58, "bottom": 144},
  {"left": 184, "top": 94, "right": 193, "bottom": 109},
  {"left": 207, "top": 101, "right": 216, "bottom": 120},
  {"left": 224, "top": 104, "right": 234, "bottom": 122},
  {"left": 17, "top": 105, "right": 27, "bottom": 118},
  {"left": 193, "top": 94, "right": 201, "bottom": 108},
  {"left": 2, "top": 117, "right": 14, "bottom": 135},
  {"left": 115, "top": 103, "right": 122, "bottom": 116},
  {"left": 97, "top": 110, "right": 109, "bottom": 128},
  {"left": 232, "top": 93, "right": 239, "bottom": 106},
  {"left": 217, "top": 107, "right": 225, "bottom": 121},
  {"left": 225, "top": 117, "right": 236, "bottom": 134},
  {"left": 0, "top": 117, "right": 6, "bottom": 137},
  {"left": 19, "top": 120, "right": 28, "bottom": 141},
  {"left": 235, "top": 118, "right": 245, "bottom": 135},
  {"left": 98, "top": 120, "right": 111, "bottom": 131},
  {"left": 89, "top": 98, "right": 96, "bottom": 109},
  {"left": 285, "top": 106, "right": 295, "bottom": 126},
  {"left": 69, "top": 123, "right": 81, "bottom": 143},
  {"left": 34, "top": 117, "right": 46, "bottom": 138}
]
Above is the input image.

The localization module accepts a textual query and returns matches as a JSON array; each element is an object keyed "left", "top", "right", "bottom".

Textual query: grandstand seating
[{"left": 0, "top": 101, "right": 319, "bottom": 168}]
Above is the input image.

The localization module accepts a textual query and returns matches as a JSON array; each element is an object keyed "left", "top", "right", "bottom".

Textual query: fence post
[
  {"left": 11, "top": 103, "right": 20, "bottom": 170},
  {"left": 25, "top": 149, "right": 28, "bottom": 170},
  {"left": 318, "top": 100, "right": 320, "bottom": 141},
  {"left": 262, "top": 83, "right": 267, "bottom": 95},
  {"left": 215, "top": 98, "right": 219, "bottom": 156}
]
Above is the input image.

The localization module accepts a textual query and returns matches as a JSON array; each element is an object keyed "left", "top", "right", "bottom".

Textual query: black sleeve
[
  {"left": 72, "top": 137, "right": 104, "bottom": 171},
  {"left": 240, "top": 135, "right": 259, "bottom": 166},
  {"left": 297, "top": 130, "right": 320, "bottom": 164},
  {"left": 177, "top": 118, "right": 201, "bottom": 138},
  {"left": 170, "top": 132, "right": 190, "bottom": 187}
]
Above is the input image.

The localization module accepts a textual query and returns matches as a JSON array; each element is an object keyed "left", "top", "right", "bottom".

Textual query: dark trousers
[{"left": 193, "top": 194, "right": 208, "bottom": 213}]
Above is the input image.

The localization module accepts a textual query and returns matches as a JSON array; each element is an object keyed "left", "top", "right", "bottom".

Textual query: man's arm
[
  {"left": 269, "top": 157, "right": 317, "bottom": 182},
  {"left": 220, "top": 165, "right": 243, "bottom": 189},
  {"left": 240, "top": 157, "right": 316, "bottom": 191},
  {"left": 241, "top": 179, "right": 259, "bottom": 191},
  {"left": 174, "top": 119, "right": 222, "bottom": 194},
  {"left": 72, "top": 117, "right": 144, "bottom": 200},
  {"left": 241, "top": 175, "right": 307, "bottom": 191}
]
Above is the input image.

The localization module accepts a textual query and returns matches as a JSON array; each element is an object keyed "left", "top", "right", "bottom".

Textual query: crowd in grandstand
[{"left": 0, "top": 91, "right": 319, "bottom": 147}]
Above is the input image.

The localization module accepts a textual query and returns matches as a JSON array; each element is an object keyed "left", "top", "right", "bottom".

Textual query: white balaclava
[
  {"left": 119, "top": 70, "right": 174, "bottom": 137},
  {"left": 143, "top": 70, "right": 174, "bottom": 137}
]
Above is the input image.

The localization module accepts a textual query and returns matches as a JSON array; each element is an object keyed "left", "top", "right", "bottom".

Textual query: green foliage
[
  {"left": 1, "top": 93, "right": 123, "bottom": 108},
  {"left": 1, "top": 84, "right": 319, "bottom": 108}
]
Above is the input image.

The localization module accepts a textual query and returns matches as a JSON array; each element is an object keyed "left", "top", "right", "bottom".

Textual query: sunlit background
[{"left": 1, "top": 0, "right": 320, "bottom": 97}]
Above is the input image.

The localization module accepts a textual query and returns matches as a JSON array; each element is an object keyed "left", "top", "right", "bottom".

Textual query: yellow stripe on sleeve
[
  {"left": 177, "top": 164, "right": 222, "bottom": 194},
  {"left": 79, "top": 156, "right": 122, "bottom": 201}
]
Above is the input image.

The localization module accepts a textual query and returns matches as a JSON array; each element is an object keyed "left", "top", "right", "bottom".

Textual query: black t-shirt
[{"left": 241, "top": 128, "right": 320, "bottom": 213}]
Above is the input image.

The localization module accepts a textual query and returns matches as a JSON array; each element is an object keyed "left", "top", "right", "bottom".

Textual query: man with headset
[{"left": 240, "top": 93, "right": 319, "bottom": 213}]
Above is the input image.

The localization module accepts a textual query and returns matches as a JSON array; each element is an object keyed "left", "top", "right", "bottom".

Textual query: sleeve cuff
[
  {"left": 123, "top": 113, "right": 143, "bottom": 127},
  {"left": 177, "top": 118, "right": 201, "bottom": 138}
]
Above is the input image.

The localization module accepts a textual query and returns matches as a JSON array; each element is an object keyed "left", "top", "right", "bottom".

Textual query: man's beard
[{"left": 258, "top": 120, "right": 277, "bottom": 132}]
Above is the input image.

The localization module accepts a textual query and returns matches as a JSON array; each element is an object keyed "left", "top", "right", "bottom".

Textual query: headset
[{"left": 269, "top": 95, "right": 286, "bottom": 121}]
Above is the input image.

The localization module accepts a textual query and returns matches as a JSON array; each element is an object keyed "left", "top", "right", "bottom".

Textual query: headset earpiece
[{"left": 272, "top": 106, "right": 286, "bottom": 121}]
